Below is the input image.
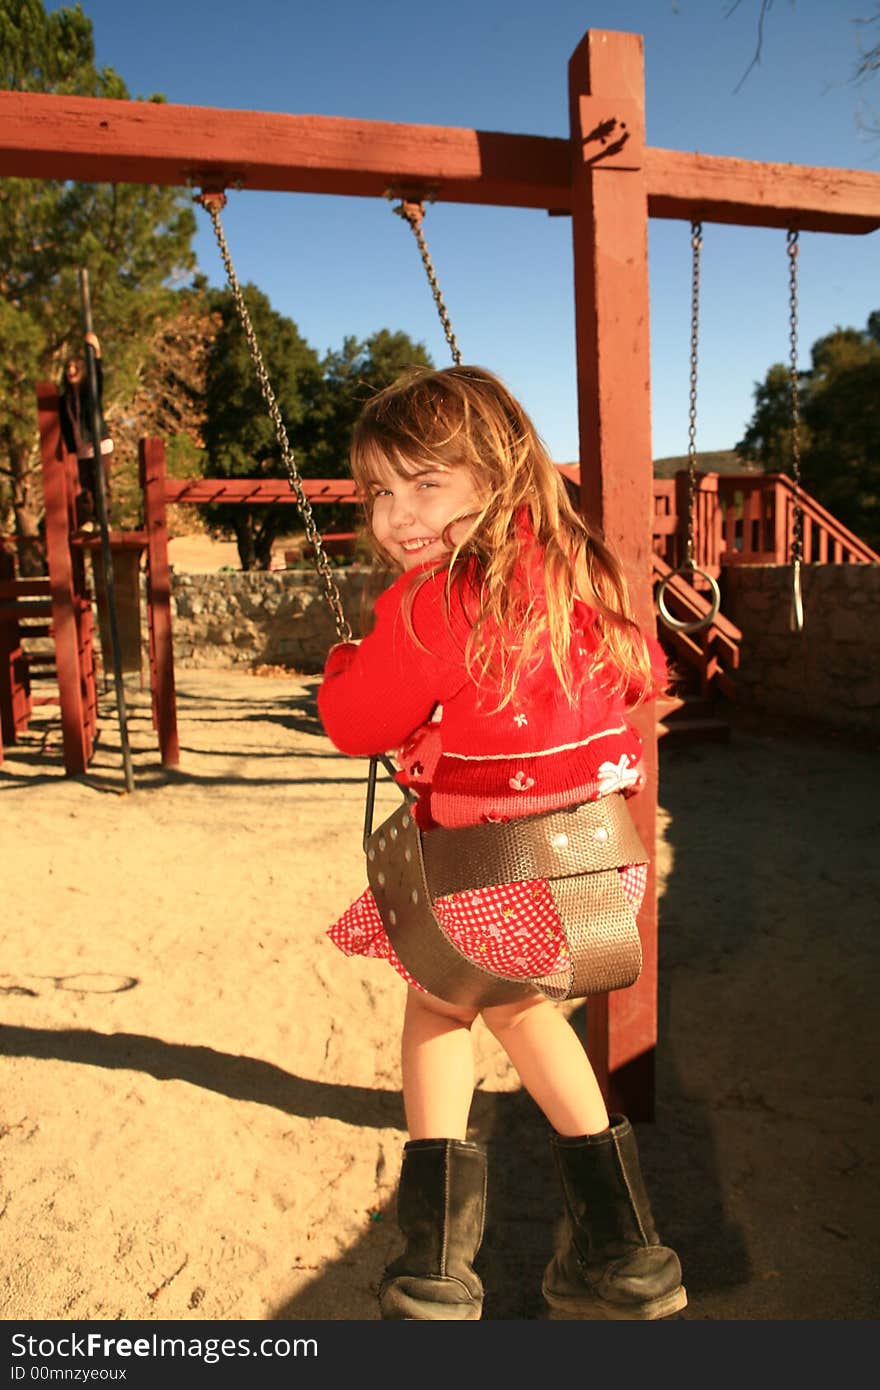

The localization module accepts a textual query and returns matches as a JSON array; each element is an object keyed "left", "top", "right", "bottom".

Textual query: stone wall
[
  {"left": 722, "top": 564, "right": 880, "bottom": 732},
  {"left": 162, "top": 563, "right": 880, "bottom": 731},
  {"left": 168, "top": 566, "right": 390, "bottom": 671}
]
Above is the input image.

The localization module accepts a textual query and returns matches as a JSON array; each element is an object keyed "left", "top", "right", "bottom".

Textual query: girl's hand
[{"left": 323, "top": 640, "right": 362, "bottom": 680}]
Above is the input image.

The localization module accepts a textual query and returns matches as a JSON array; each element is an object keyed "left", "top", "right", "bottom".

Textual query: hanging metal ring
[
  {"left": 789, "top": 558, "right": 804, "bottom": 634},
  {"left": 656, "top": 565, "right": 722, "bottom": 634}
]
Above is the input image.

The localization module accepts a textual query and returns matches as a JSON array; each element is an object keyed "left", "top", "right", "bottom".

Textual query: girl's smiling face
[{"left": 368, "top": 459, "right": 484, "bottom": 571}]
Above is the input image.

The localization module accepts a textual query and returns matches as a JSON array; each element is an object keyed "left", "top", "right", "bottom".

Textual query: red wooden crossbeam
[
  {"left": 645, "top": 147, "right": 880, "bottom": 234},
  {"left": 162, "top": 478, "right": 359, "bottom": 505},
  {"left": 1, "top": 89, "right": 879, "bottom": 232}
]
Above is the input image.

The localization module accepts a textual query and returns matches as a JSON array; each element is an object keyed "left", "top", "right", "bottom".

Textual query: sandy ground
[
  {"left": 167, "top": 533, "right": 243, "bottom": 573},
  {"left": 1, "top": 660, "right": 879, "bottom": 1324}
]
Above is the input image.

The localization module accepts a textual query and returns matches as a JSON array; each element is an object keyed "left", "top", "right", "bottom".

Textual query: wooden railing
[
  {"left": 653, "top": 472, "right": 724, "bottom": 578},
  {"left": 716, "top": 473, "right": 879, "bottom": 567},
  {"left": 650, "top": 472, "right": 879, "bottom": 702},
  {"left": 652, "top": 471, "right": 880, "bottom": 575}
]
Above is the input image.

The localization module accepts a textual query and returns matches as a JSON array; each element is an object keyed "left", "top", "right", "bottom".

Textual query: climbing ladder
[
  {"left": 0, "top": 387, "right": 101, "bottom": 771},
  {"left": 0, "top": 386, "right": 147, "bottom": 773}
]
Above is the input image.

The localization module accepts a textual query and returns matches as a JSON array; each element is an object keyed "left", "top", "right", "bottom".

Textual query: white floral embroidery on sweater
[
  {"left": 596, "top": 756, "right": 641, "bottom": 795},
  {"left": 509, "top": 771, "right": 535, "bottom": 792}
]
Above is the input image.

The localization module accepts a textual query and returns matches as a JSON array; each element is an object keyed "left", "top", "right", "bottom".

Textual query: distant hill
[
  {"left": 556, "top": 450, "right": 761, "bottom": 481},
  {"left": 652, "top": 449, "right": 760, "bottom": 479}
]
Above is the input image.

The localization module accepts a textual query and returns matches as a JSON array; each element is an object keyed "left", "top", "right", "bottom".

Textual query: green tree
[
  {"left": 315, "top": 329, "right": 434, "bottom": 479},
  {"left": 734, "top": 361, "right": 810, "bottom": 471},
  {"left": 0, "top": 0, "right": 196, "bottom": 573},
  {"left": 736, "top": 312, "right": 880, "bottom": 551},
  {"left": 113, "top": 283, "right": 220, "bottom": 531},
  {"left": 799, "top": 322, "right": 880, "bottom": 550},
  {"left": 200, "top": 285, "right": 324, "bottom": 570},
  {"left": 200, "top": 318, "right": 434, "bottom": 567}
]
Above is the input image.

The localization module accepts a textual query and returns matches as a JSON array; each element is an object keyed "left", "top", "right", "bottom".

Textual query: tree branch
[{"left": 726, "top": 0, "right": 777, "bottom": 95}]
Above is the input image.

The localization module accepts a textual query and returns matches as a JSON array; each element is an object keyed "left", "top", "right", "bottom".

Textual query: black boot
[
  {"left": 379, "top": 1138, "right": 487, "bottom": 1320},
  {"left": 543, "top": 1114, "right": 686, "bottom": 1320}
]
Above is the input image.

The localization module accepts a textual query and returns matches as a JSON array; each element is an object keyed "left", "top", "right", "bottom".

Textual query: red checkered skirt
[{"left": 328, "top": 862, "right": 647, "bottom": 994}]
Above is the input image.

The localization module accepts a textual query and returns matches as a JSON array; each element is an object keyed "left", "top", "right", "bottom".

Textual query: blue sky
[{"left": 56, "top": 0, "right": 880, "bottom": 464}]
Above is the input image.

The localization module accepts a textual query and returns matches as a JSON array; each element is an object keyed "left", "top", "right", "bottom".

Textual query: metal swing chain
[
  {"left": 787, "top": 229, "right": 805, "bottom": 633},
  {"left": 197, "top": 191, "right": 353, "bottom": 644},
  {"left": 363, "top": 192, "right": 466, "bottom": 846},
  {"left": 684, "top": 220, "right": 703, "bottom": 571},
  {"left": 388, "top": 195, "right": 463, "bottom": 366},
  {"left": 655, "top": 220, "right": 721, "bottom": 635}
]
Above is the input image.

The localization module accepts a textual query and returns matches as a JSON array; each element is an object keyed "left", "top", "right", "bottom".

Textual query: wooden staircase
[
  {"left": 652, "top": 553, "right": 742, "bottom": 745},
  {"left": 0, "top": 555, "right": 98, "bottom": 768},
  {"left": 648, "top": 470, "right": 880, "bottom": 745}
]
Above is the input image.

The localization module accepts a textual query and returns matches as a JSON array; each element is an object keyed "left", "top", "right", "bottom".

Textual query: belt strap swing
[{"left": 366, "top": 794, "right": 648, "bottom": 1009}]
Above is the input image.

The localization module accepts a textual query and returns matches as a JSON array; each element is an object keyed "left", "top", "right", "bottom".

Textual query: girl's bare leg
[
  {"left": 482, "top": 995, "right": 608, "bottom": 1136},
  {"left": 400, "top": 985, "right": 479, "bottom": 1139}
]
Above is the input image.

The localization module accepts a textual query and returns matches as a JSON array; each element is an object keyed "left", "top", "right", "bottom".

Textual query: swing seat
[{"left": 366, "top": 794, "right": 647, "bottom": 1010}]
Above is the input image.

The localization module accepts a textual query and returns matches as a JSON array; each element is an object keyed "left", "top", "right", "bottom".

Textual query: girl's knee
[
  {"left": 405, "top": 984, "right": 479, "bottom": 1029},
  {"left": 481, "top": 994, "right": 550, "bottom": 1038}
]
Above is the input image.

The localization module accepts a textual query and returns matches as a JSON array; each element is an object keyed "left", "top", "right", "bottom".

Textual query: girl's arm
[{"left": 317, "top": 570, "right": 470, "bottom": 756}]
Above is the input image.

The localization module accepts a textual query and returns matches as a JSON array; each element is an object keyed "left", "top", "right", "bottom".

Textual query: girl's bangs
[{"left": 352, "top": 420, "right": 464, "bottom": 491}]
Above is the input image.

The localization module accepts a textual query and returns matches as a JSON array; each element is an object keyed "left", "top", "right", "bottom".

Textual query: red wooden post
[
  {"left": 697, "top": 474, "right": 721, "bottom": 579},
  {"left": 0, "top": 619, "right": 30, "bottom": 746},
  {"left": 37, "top": 384, "right": 92, "bottom": 775},
  {"left": 673, "top": 471, "right": 690, "bottom": 572},
  {"left": 817, "top": 527, "right": 828, "bottom": 563},
  {"left": 569, "top": 30, "right": 658, "bottom": 1119},
  {"left": 675, "top": 469, "right": 723, "bottom": 584},
  {"left": 140, "top": 437, "right": 179, "bottom": 766}
]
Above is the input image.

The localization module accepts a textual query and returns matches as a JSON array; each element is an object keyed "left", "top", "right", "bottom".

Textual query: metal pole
[{"left": 78, "top": 268, "right": 136, "bottom": 793}]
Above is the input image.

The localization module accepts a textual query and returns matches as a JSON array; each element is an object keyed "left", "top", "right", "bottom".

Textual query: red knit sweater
[{"left": 318, "top": 564, "right": 667, "bottom": 830}]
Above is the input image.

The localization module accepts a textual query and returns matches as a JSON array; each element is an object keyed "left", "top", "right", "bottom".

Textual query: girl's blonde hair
[{"left": 351, "top": 364, "right": 660, "bottom": 706}]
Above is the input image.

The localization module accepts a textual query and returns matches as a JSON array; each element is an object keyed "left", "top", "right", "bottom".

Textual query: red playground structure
[{"left": 1, "top": 26, "right": 878, "bottom": 1116}]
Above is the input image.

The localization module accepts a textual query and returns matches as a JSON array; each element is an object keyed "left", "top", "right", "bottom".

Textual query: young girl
[
  {"left": 317, "top": 365, "right": 685, "bottom": 1322},
  {"left": 59, "top": 331, "right": 114, "bottom": 530}
]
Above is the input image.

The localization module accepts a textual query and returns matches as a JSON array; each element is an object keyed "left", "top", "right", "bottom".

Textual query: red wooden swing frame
[{"left": 3, "top": 27, "right": 878, "bottom": 1116}]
